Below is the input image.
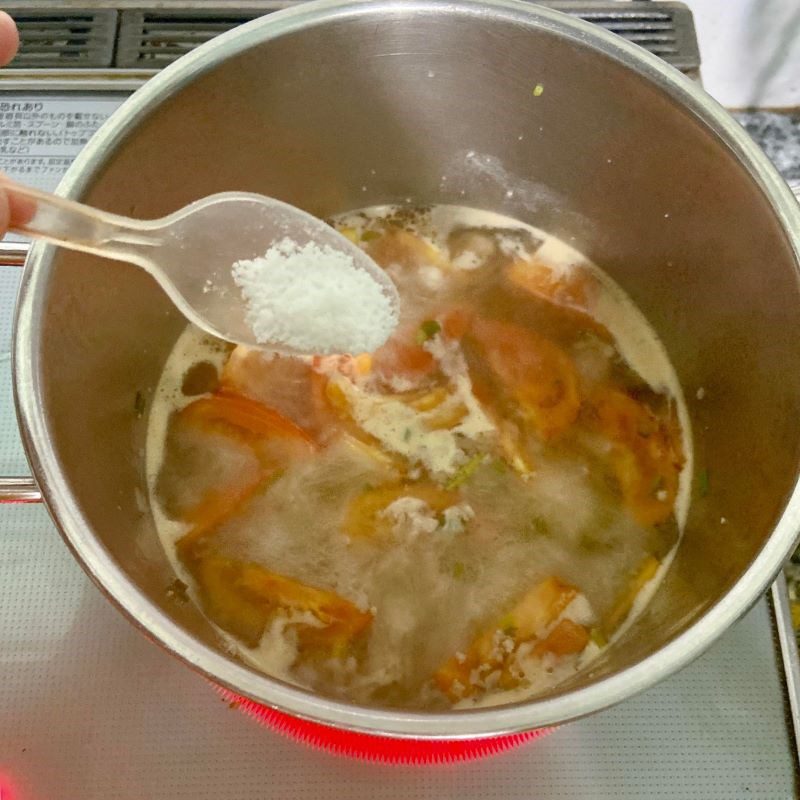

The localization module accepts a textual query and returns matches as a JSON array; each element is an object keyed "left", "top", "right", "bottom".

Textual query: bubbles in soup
[{"left": 146, "top": 205, "right": 691, "bottom": 710}]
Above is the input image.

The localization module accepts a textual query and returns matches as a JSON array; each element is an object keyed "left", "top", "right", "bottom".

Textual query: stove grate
[{"left": 1, "top": 2, "right": 700, "bottom": 75}]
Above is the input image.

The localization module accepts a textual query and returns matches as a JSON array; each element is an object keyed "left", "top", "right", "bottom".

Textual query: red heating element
[
  {"left": 214, "top": 686, "right": 553, "bottom": 765},
  {"left": 0, "top": 777, "right": 16, "bottom": 800}
]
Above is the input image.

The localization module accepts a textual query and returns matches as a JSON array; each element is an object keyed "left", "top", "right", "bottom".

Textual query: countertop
[{"left": 734, "top": 109, "right": 800, "bottom": 183}]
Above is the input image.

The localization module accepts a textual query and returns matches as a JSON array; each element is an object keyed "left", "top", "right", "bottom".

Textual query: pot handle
[
  {"left": 0, "top": 239, "right": 28, "bottom": 266},
  {"left": 0, "top": 240, "right": 41, "bottom": 503},
  {"left": 0, "top": 476, "right": 42, "bottom": 503}
]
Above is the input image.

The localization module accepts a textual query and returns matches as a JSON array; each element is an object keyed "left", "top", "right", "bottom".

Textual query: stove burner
[{"left": 214, "top": 686, "right": 553, "bottom": 764}]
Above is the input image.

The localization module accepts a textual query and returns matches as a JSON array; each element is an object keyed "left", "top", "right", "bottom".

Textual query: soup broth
[{"left": 147, "top": 205, "right": 691, "bottom": 709}]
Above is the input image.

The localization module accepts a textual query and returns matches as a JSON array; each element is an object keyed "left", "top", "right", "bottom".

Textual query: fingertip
[
  {"left": 0, "top": 12, "right": 19, "bottom": 67},
  {"left": 9, "top": 191, "right": 35, "bottom": 227},
  {"left": 0, "top": 189, "right": 10, "bottom": 240}
]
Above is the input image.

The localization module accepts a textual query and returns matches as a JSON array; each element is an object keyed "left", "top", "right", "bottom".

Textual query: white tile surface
[
  {"left": 0, "top": 502, "right": 794, "bottom": 800},
  {"left": 0, "top": 266, "right": 26, "bottom": 475}
]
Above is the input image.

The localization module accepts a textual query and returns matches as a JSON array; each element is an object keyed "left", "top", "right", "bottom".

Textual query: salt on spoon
[
  {"left": 232, "top": 237, "right": 396, "bottom": 355},
  {"left": 1, "top": 179, "right": 400, "bottom": 356}
]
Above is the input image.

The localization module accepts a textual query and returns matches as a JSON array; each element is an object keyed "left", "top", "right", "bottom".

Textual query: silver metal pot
[{"left": 11, "top": 0, "right": 800, "bottom": 738}]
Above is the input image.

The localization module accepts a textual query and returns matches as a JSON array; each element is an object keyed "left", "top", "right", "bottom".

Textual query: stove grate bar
[
  {"left": 1, "top": 2, "right": 700, "bottom": 75},
  {"left": 5, "top": 7, "right": 117, "bottom": 69}
]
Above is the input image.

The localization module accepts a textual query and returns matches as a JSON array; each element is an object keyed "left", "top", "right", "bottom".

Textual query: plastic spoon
[{"left": 2, "top": 180, "right": 400, "bottom": 355}]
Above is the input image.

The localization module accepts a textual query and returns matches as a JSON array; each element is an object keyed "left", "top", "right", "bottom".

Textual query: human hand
[
  {"left": 0, "top": 11, "right": 20, "bottom": 236},
  {"left": 0, "top": 11, "right": 17, "bottom": 66}
]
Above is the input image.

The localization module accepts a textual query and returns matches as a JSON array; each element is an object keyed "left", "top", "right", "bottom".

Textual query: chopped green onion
[
  {"left": 446, "top": 454, "right": 484, "bottom": 490},
  {"left": 590, "top": 627, "right": 608, "bottom": 648},
  {"left": 452, "top": 562, "right": 466, "bottom": 579},
  {"left": 698, "top": 468, "right": 710, "bottom": 497},
  {"left": 520, "top": 516, "right": 549, "bottom": 542},
  {"left": 532, "top": 83, "right": 544, "bottom": 97},
  {"left": 416, "top": 319, "right": 441, "bottom": 344},
  {"left": 403, "top": 427, "right": 412, "bottom": 442},
  {"left": 270, "top": 468, "right": 286, "bottom": 483},
  {"left": 134, "top": 390, "right": 146, "bottom": 418},
  {"left": 651, "top": 474, "right": 666, "bottom": 496},
  {"left": 166, "top": 578, "right": 189, "bottom": 603}
]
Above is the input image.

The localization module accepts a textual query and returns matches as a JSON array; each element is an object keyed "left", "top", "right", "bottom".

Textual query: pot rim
[{"left": 14, "top": 0, "right": 800, "bottom": 738}]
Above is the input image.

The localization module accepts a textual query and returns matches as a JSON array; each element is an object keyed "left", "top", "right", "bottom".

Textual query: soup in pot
[{"left": 147, "top": 204, "right": 690, "bottom": 709}]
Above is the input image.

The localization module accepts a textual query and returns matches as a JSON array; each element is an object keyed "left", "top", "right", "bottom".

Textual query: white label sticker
[{"left": 0, "top": 92, "right": 128, "bottom": 242}]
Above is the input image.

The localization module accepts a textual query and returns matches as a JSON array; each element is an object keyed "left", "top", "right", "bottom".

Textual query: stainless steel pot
[{"left": 11, "top": 0, "right": 800, "bottom": 738}]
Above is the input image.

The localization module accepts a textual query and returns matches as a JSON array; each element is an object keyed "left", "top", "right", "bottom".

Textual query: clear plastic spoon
[{"left": 2, "top": 180, "right": 400, "bottom": 355}]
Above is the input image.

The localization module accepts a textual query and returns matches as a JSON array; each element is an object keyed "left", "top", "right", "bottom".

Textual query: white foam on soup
[{"left": 145, "top": 204, "right": 693, "bottom": 706}]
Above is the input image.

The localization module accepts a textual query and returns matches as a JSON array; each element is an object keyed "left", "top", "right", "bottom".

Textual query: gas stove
[{"left": 0, "top": 3, "right": 798, "bottom": 798}]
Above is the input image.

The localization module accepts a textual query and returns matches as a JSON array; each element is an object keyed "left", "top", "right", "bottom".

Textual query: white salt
[{"left": 231, "top": 237, "right": 397, "bottom": 355}]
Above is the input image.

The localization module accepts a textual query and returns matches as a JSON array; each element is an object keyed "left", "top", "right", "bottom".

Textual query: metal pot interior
[{"left": 14, "top": 0, "right": 800, "bottom": 735}]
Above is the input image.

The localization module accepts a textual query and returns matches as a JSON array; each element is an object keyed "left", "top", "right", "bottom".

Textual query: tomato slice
[
  {"left": 588, "top": 387, "right": 684, "bottom": 526},
  {"left": 366, "top": 228, "right": 447, "bottom": 271},
  {"left": 435, "top": 576, "right": 586, "bottom": 700},
  {"left": 176, "top": 475, "right": 268, "bottom": 559},
  {"left": 168, "top": 392, "right": 316, "bottom": 552},
  {"left": 180, "top": 391, "right": 316, "bottom": 448},
  {"left": 467, "top": 318, "right": 581, "bottom": 441},
  {"left": 187, "top": 553, "right": 373, "bottom": 653}
]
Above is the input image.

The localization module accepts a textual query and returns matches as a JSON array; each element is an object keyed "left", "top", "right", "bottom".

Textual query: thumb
[
  {"left": 0, "top": 187, "right": 9, "bottom": 239},
  {"left": 0, "top": 177, "right": 37, "bottom": 233},
  {"left": 0, "top": 12, "right": 19, "bottom": 66}
]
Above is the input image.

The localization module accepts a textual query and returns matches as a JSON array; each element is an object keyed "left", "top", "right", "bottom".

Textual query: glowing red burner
[
  {"left": 0, "top": 776, "right": 16, "bottom": 800},
  {"left": 214, "top": 686, "right": 553, "bottom": 765}
]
